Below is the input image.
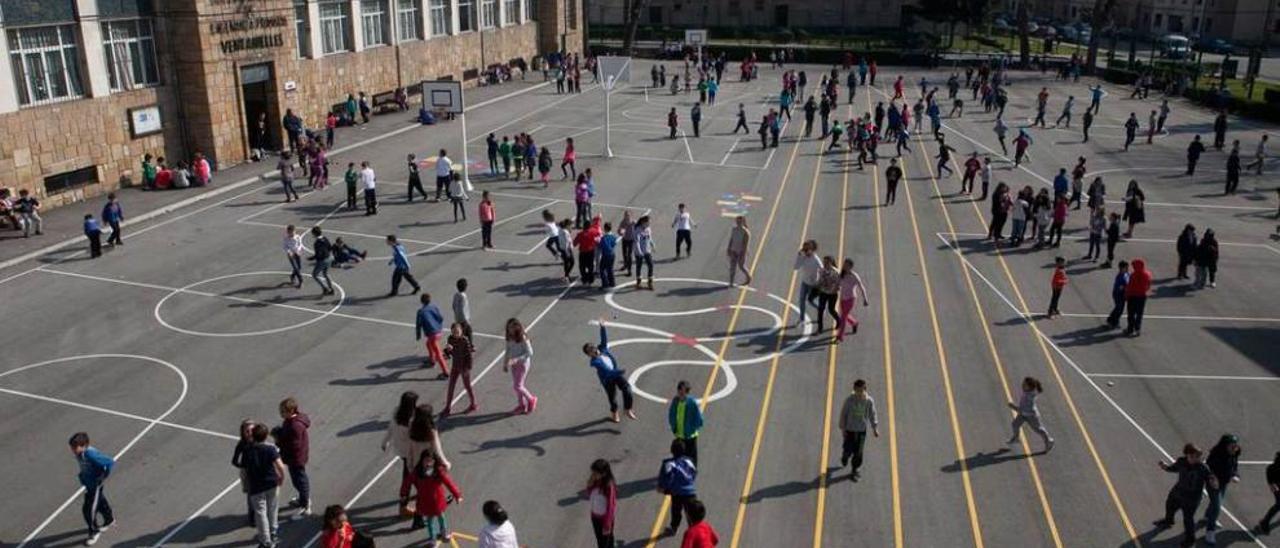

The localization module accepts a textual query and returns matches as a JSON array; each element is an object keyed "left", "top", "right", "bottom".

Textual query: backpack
[{"left": 352, "top": 530, "right": 376, "bottom": 548}]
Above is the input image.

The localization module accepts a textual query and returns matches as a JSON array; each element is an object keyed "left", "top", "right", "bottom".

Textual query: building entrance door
[{"left": 240, "top": 63, "right": 277, "bottom": 159}]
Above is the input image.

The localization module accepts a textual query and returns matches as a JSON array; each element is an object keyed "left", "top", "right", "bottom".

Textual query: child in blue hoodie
[
  {"left": 69, "top": 432, "right": 115, "bottom": 545},
  {"left": 83, "top": 215, "right": 103, "bottom": 258},
  {"left": 582, "top": 321, "right": 637, "bottom": 423},
  {"left": 658, "top": 438, "right": 698, "bottom": 537}
]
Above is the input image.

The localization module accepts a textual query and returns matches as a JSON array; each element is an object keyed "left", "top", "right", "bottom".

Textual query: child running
[
  {"left": 583, "top": 320, "right": 638, "bottom": 423},
  {"left": 1007, "top": 377, "right": 1054, "bottom": 452}
]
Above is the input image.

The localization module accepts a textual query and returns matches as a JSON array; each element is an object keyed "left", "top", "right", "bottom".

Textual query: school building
[{"left": 0, "top": 0, "right": 583, "bottom": 209}]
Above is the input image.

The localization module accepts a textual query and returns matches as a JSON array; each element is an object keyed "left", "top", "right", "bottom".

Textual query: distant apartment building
[{"left": 588, "top": 0, "right": 905, "bottom": 30}]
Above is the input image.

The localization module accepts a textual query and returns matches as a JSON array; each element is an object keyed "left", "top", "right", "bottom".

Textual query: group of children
[{"left": 139, "top": 151, "right": 214, "bottom": 191}]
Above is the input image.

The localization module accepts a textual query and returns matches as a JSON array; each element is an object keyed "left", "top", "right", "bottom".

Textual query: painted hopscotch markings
[{"left": 718, "top": 192, "right": 763, "bottom": 218}]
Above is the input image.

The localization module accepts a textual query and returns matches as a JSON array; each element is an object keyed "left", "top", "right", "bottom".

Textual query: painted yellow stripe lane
[
  {"left": 907, "top": 96, "right": 1065, "bottom": 547},
  {"left": 897, "top": 126, "right": 986, "bottom": 547},
  {"left": 811, "top": 102, "right": 853, "bottom": 548},
  {"left": 728, "top": 101, "right": 830, "bottom": 548},
  {"left": 641, "top": 105, "right": 804, "bottom": 548}
]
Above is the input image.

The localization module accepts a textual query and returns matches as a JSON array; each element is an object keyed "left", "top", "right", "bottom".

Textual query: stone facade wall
[{"left": 0, "top": 0, "right": 576, "bottom": 211}]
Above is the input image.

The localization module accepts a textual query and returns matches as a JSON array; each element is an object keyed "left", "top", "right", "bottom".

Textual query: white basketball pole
[
  {"left": 459, "top": 85, "right": 471, "bottom": 188},
  {"left": 605, "top": 75, "right": 614, "bottom": 158}
]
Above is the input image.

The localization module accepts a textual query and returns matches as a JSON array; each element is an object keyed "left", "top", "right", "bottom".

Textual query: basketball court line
[
  {"left": 1056, "top": 312, "right": 1280, "bottom": 323},
  {"left": 1086, "top": 373, "right": 1280, "bottom": 382},
  {"left": 935, "top": 232, "right": 1268, "bottom": 547},
  {"left": 942, "top": 230, "right": 1276, "bottom": 251},
  {"left": 238, "top": 218, "right": 530, "bottom": 256},
  {"left": 35, "top": 267, "right": 503, "bottom": 340},
  {"left": 0, "top": 386, "right": 238, "bottom": 440}
]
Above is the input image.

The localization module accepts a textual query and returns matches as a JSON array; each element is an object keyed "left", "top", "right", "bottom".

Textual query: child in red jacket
[
  {"left": 1047, "top": 256, "right": 1067, "bottom": 318},
  {"left": 412, "top": 448, "right": 463, "bottom": 546},
  {"left": 681, "top": 499, "right": 719, "bottom": 548}
]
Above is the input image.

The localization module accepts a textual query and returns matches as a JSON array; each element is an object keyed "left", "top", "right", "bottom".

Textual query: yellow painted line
[
  {"left": 717, "top": 200, "right": 740, "bottom": 206},
  {"left": 728, "top": 108, "right": 829, "bottom": 548},
  {"left": 741, "top": 194, "right": 764, "bottom": 201},
  {"left": 642, "top": 111, "right": 805, "bottom": 548},
  {"left": 939, "top": 128, "right": 1143, "bottom": 544},
  {"left": 812, "top": 103, "right": 853, "bottom": 547},
  {"left": 909, "top": 98, "right": 1065, "bottom": 547},
  {"left": 721, "top": 211, "right": 740, "bottom": 217},
  {"left": 899, "top": 144, "right": 986, "bottom": 547}
]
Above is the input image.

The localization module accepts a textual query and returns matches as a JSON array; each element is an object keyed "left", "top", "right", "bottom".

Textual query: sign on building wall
[
  {"left": 128, "top": 105, "right": 163, "bottom": 138},
  {"left": 208, "top": 0, "right": 290, "bottom": 56}
]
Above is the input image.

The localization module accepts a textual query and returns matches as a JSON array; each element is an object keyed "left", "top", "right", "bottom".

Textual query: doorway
[{"left": 239, "top": 63, "right": 277, "bottom": 159}]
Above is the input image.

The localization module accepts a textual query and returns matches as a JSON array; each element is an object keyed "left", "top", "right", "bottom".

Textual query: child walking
[
  {"left": 84, "top": 214, "right": 103, "bottom": 258},
  {"left": 479, "top": 191, "right": 496, "bottom": 249},
  {"left": 835, "top": 258, "right": 870, "bottom": 343},
  {"left": 1007, "top": 377, "right": 1054, "bottom": 452},
  {"left": 586, "top": 459, "right": 617, "bottom": 548},
  {"left": 1047, "top": 257, "right": 1067, "bottom": 318},
  {"left": 411, "top": 448, "right": 463, "bottom": 547},
  {"left": 442, "top": 323, "right": 477, "bottom": 416},
  {"left": 503, "top": 318, "right": 538, "bottom": 414}
]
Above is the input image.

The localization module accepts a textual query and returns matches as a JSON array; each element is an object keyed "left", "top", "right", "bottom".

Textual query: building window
[
  {"left": 295, "top": 0, "right": 312, "bottom": 57},
  {"left": 397, "top": 0, "right": 424, "bottom": 40},
  {"left": 319, "top": 0, "right": 353, "bottom": 54},
  {"left": 429, "top": 0, "right": 452, "bottom": 35},
  {"left": 101, "top": 19, "right": 159, "bottom": 91},
  {"left": 481, "top": 0, "right": 498, "bottom": 28},
  {"left": 361, "top": 0, "right": 390, "bottom": 46},
  {"left": 567, "top": 0, "right": 577, "bottom": 29},
  {"left": 504, "top": 0, "right": 519, "bottom": 23},
  {"left": 44, "top": 165, "right": 99, "bottom": 196},
  {"left": 525, "top": 0, "right": 537, "bottom": 21},
  {"left": 7, "top": 25, "right": 84, "bottom": 107},
  {"left": 458, "top": 0, "right": 477, "bottom": 31}
]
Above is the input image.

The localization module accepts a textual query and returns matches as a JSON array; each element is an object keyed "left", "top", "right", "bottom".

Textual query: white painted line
[
  {"left": 721, "top": 138, "right": 741, "bottom": 166},
  {"left": 0, "top": 386, "right": 237, "bottom": 440},
  {"left": 1087, "top": 373, "right": 1280, "bottom": 381},
  {"left": 934, "top": 232, "right": 1267, "bottom": 547},
  {"left": 1058, "top": 312, "right": 1280, "bottom": 323},
  {"left": 942, "top": 231, "right": 1271, "bottom": 250},
  {"left": 301, "top": 280, "right": 579, "bottom": 548},
  {"left": 237, "top": 219, "right": 531, "bottom": 257},
  {"left": 150, "top": 479, "right": 242, "bottom": 547},
  {"left": 611, "top": 152, "right": 763, "bottom": 170},
  {"left": 682, "top": 132, "right": 696, "bottom": 163},
  {"left": 15, "top": 355, "right": 190, "bottom": 548},
  {"left": 467, "top": 84, "right": 599, "bottom": 143},
  {"left": 1103, "top": 198, "right": 1273, "bottom": 212}
]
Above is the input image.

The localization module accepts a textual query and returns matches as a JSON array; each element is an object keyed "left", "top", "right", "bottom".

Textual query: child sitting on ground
[{"left": 332, "top": 237, "right": 368, "bottom": 266}]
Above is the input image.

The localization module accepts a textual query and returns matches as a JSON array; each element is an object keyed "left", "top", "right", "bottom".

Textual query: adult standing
[
  {"left": 503, "top": 318, "right": 538, "bottom": 414},
  {"left": 1154, "top": 444, "right": 1218, "bottom": 547},
  {"left": 386, "top": 235, "right": 421, "bottom": 296},
  {"left": 275, "top": 398, "right": 312, "bottom": 519},
  {"left": 669, "top": 381, "right": 704, "bottom": 465},
  {"left": 1176, "top": 224, "right": 1198, "bottom": 280},
  {"left": 1194, "top": 229, "right": 1219, "bottom": 289},
  {"left": 583, "top": 321, "right": 638, "bottom": 423},
  {"left": 69, "top": 432, "right": 116, "bottom": 546},
  {"left": 838, "top": 379, "right": 880, "bottom": 481},
  {"left": 310, "top": 227, "right": 336, "bottom": 296},
  {"left": 1124, "top": 259, "right": 1152, "bottom": 337},
  {"left": 1187, "top": 136, "right": 1206, "bottom": 176},
  {"left": 435, "top": 149, "right": 453, "bottom": 202},
  {"left": 242, "top": 424, "right": 285, "bottom": 548},
  {"left": 727, "top": 215, "right": 752, "bottom": 286},
  {"left": 360, "top": 161, "right": 378, "bottom": 215},
  {"left": 283, "top": 109, "right": 303, "bottom": 152},
  {"left": 1204, "top": 434, "right": 1242, "bottom": 545},
  {"left": 1122, "top": 180, "right": 1146, "bottom": 238},
  {"left": 415, "top": 293, "right": 449, "bottom": 379},
  {"left": 1213, "top": 111, "right": 1228, "bottom": 150}
]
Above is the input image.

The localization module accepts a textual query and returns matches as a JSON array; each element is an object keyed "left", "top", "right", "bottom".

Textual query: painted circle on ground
[
  {"left": 154, "top": 271, "right": 346, "bottom": 337},
  {"left": 603, "top": 277, "right": 813, "bottom": 404},
  {"left": 0, "top": 354, "right": 189, "bottom": 425}
]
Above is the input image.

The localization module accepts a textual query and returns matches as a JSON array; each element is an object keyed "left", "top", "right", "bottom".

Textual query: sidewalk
[{"left": 0, "top": 77, "right": 549, "bottom": 271}]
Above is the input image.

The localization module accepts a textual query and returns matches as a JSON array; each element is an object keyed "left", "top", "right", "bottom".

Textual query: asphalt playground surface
[{"left": 1, "top": 59, "right": 1278, "bottom": 548}]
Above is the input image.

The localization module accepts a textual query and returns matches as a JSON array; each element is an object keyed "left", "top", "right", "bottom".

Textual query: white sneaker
[
  {"left": 100, "top": 520, "right": 115, "bottom": 531},
  {"left": 85, "top": 532, "right": 102, "bottom": 546},
  {"left": 291, "top": 506, "right": 312, "bottom": 521}
]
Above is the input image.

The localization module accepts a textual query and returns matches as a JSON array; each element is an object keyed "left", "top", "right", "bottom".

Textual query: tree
[
  {"left": 622, "top": 0, "right": 648, "bottom": 56},
  {"left": 1085, "top": 0, "right": 1116, "bottom": 73},
  {"left": 1017, "top": 0, "right": 1030, "bottom": 65}
]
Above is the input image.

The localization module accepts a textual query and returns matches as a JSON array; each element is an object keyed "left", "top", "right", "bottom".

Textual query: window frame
[
  {"left": 294, "top": 0, "right": 312, "bottom": 58},
  {"left": 360, "top": 0, "right": 391, "bottom": 48},
  {"left": 101, "top": 18, "right": 160, "bottom": 91},
  {"left": 429, "top": 0, "right": 452, "bottom": 36},
  {"left": 7, "top": 24, "right": 86, "bottom": 107},
  {"left": 396, "top": 0, "right": 424, "bottom": 41},
  {"left": 503, "top": 0, "right": 519, "bottom": 24},
  {"left": 319, "top": 0, "right": 353, "bottom": 55},
  {"left": 481, "top": 0, "right": 498, "bottom": 28},
  {"left": 524, "top": 0, "right": 537, "bottom": 22},
  {"left": 458, "top": 0, "right": 477, "bottom": 32}
]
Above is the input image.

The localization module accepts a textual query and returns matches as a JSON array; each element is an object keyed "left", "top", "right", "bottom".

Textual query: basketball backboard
[
  {"left": 685, "top": 29, "right": 708, "bottom": 47},
  {"left": 597, "top": 56, "right": 632, "bottom": 91},
  {"left": 421, "top": 80, "right": 463, "bottom": 113}
]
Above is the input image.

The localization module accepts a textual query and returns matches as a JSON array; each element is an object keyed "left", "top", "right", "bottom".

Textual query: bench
[{"left": 372, "top": 90, "right": 404, "bottom": 113}]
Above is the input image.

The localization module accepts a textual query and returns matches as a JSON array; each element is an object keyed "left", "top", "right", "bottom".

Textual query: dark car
[{"left": 1195, "top": 38, "right": 1234, "bottom": 55}]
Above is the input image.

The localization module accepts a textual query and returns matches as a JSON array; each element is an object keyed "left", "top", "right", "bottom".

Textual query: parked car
[
  {"left": 1195, "top": 37, "right": 1234, "bottom": 54},
  {"left": 1159, "top": 34, "right": 1191, "bottom": 59},
  {"left": 993, "top": 18, "right": 1012, "bottom": 31},
  {"left": 1034, "top": 25, "right": 1057, "bottom": 38},
  {"left": 1057, "top": 26, "right": 1079, "bottom": 41},
  {"left": 1026, "top": 22, "right": 1040, "bottom": 34}
]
